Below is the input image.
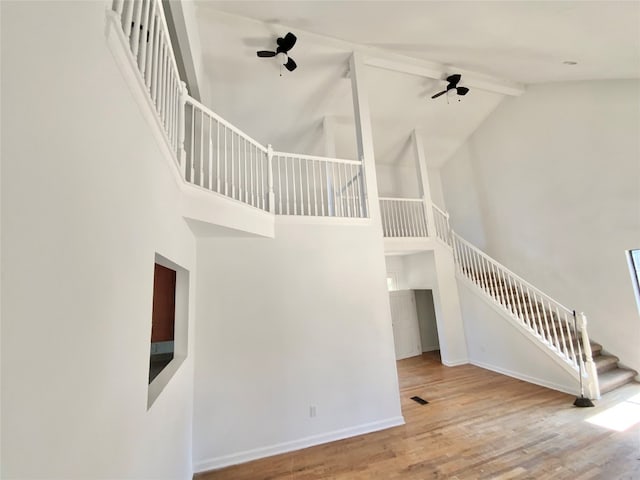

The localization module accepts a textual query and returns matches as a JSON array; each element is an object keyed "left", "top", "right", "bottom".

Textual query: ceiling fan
[
  {"left": 257, "top": 32, "right": 298, "bottom": 73},
  {"left": 431, "top": 74, "right": 469, "bottom": 100}
]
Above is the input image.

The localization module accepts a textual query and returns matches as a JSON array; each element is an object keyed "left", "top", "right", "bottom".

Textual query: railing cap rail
[
  {"left": 185, "top": 95, "right": 268, "bottom": 153},
  {"left": 432, "top": 203, "right": 449, "bottom": 217},
  {"left": 379, "top": 197, "right": 423, "bottom": 202},
  {"left": 272, "top": 151, "right": 361, "bottom": 165},
  {"left": 453, "top": 231, "right": 574, "bottom": 315}
]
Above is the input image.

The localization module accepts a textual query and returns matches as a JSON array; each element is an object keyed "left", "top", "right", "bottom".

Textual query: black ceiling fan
[
  {"left": 257, "top": 32, "right": 298, "bottom": 73},
  {"left": 431, "top": 74, "right": 469, "bottom": 99}
]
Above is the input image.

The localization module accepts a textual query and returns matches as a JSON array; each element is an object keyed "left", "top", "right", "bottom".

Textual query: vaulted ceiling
[{"left": 191, "top": 1, "right": 640, "bottom": 167}]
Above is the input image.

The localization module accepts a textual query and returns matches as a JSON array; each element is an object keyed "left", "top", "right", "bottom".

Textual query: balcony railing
[
  {"left": 379, "top": 198, "right": 428, "bottom": 237},
  {"left": 109, "top": 0, "right": 367, "bottom": 218}
]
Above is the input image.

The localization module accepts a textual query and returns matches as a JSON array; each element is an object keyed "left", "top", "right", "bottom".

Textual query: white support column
[
  {"left": 323, "top": 117, "right": 336, "bottom": 216},
  {"left": 349, "top": 52, "right": 380, "bottom": 221},
  {"left": 411, "top": 129, "right": 437, "bottom": 237}
]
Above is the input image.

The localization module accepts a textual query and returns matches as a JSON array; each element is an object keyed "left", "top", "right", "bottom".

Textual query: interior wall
[
  {"left": 441, "top": 80, "right": 640, "bottom": 374},
  {"left": 376, "top": 164, "right": 421, "bottom": 198},
  {"left": 385, "top": 255, "right": 409, "bottom": 290},
  {"left": 193, "top": 221, "right": 403, "bottom": 471},
  {"left": 427, "top": 167, "right": 446, "bottom": 210},
  {"left": 458, "top": 280, "right": 578, "bottom": 394},
  {"left": 2, "top": 2, "right": 196, "bottom": 478}
]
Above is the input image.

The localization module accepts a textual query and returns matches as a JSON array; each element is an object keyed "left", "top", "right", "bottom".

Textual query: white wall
[
  {"left": 385, "top": 255, "right": 409, "bottom": 290},
  {"left": 441, "top": 80, "right": 640, "bottom": 374},
  {"left": 2, "top": 2, "right": 196, "bottom": 478},
  {"left": 438, "top": 146, "right": 487, "bottom": 248},
  {"left": 376, "top": 164, "right": 421, "bottom": 198},
  {"left": 193, "top": 220, "right": 403, "bottom": 471},
  {"left": 427, "top": 167, "right": 446, "bottom": 210},
  {"left": 374, "top": 164, "right": 444, "bottom": 208},
  {"left": 458, "top": 280, "right": 578, "bottom": 394},
  {"left": 402, "top": 250, "right": 468, "bottom": 366}
]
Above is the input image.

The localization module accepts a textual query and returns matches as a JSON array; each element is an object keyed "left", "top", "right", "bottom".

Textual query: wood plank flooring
[{"left": 195, "top": 352, "right": 640, "bottom": 479}]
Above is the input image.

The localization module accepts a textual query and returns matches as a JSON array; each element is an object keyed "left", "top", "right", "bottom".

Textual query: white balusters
[
  {"left": 111, "top": 0, "right": 183, "bottom": 160},
  {"left": 182, "top": 97, "right": 269, "bottom": 211},
  {"left": 379, "top": 198, "right": 428, "bottom": 237},
  {"left": 270, "top": 153, "right": 365, "bottom": 217},
  {"left": 451, "top": 231, "right": 593, "bottom": 381}
]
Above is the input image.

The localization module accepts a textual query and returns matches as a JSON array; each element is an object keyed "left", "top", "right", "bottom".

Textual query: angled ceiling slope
[{"left": 191, "top": 1, "right": 639, "bottom": 167}]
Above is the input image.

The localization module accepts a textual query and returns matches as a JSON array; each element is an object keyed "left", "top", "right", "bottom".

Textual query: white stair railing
[
  {"left": 111, "top": 0, "right": 186, "bottom": 169},
  {"left": 432, "top": 204, "right": 452, "bottom": 245},
  {"left": 379, "top": 198, "right": 428, "bottom": 237},
  {"left": 452, "top": 232, "right": 599, "bottom": 398},
  {"left": 184, "top": 97, "right": 270, "bottom": 211},
  {"left": 109, "top": 0, "right": 369, "bottom": 218},
  {"left": 272, "top": 152, "right": 365, "bottom": 217}
]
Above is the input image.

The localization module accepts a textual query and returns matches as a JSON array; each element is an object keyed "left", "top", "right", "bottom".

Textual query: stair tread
[{"left": 598, "top": 368, "right": 638, "bottom": 394}]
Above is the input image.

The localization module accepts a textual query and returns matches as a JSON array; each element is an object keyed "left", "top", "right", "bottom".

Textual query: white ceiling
[{"left": 192, "top": 1, "right": 640, "bottom": 167}]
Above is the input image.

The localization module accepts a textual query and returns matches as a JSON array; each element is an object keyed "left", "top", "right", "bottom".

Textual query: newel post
[
  {"left": 267, "top": 144, "right": 275, "bottom": 213},
  {"left": 177, "top": 81, "right": 188, "bottom": 180},
  {"left": 578, "top": 312, "right": 601, "bottom": 400}
]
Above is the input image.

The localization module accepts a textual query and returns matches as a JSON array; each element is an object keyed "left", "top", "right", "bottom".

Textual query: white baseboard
[
  {"left": 193, "top": 416, "right": 405, "bottom": 473},
  {"left": 442, "top": 358, "right": 468, "bottom": 367},
  {"left": 422, "top": 345, "right": 440, "bottom": 352},
  {"left": 471, "top": 359, "right": 577, "bottom": 396}
]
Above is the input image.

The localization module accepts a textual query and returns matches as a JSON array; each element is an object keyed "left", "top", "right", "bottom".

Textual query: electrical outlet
[{"left": 309, "top": 405, "right": 317, "bottom": 418}]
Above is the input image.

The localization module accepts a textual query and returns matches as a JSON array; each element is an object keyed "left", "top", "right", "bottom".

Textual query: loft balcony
[{"left": 379, "top": 197, "right": 452, "bottom": 254}]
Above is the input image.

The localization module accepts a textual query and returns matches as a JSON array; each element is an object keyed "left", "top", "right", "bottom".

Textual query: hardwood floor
[{"left": 195, "top": 352, "right": 640, "bottom": 479}]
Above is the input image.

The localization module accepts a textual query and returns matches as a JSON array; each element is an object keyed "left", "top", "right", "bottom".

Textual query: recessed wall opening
[
  {"left": 150, "top": 263, "right": 176, "bottom": 384},
  {"left": 148, "top": 253, "right": 189, "bottom": 409}
]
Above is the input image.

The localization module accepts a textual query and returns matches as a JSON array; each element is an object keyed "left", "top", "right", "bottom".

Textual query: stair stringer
[{"left": 457, "top": 274, "right": 580, "bottom": 395}]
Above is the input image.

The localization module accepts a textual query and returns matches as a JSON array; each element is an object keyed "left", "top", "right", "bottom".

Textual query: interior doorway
[
  {"left": 389, "top": 289, "right": 440, "bottom": 361},
  {"left": 414, "top": 290, "right": 439, "bottom": 353}
]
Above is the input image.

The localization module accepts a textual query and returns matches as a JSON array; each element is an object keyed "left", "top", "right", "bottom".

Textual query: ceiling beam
[
  {"left": 364, "top": 56, "right": 526, "bottom": 97},
  {"left": 209, "top": 9, "right": 525, "bottom": 97}
]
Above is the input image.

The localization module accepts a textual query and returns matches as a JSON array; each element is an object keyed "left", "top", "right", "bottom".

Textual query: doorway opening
[{"left": 389, "top": 289, "right": 440, "bottom": 361}]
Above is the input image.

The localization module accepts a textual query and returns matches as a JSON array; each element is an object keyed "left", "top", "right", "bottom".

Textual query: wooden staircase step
[
  {"left": 598, "top": 368, "right": 637, "bottom": 395},
  {"left": 594, "top": 354, "right": 619, "bottom": 374}
]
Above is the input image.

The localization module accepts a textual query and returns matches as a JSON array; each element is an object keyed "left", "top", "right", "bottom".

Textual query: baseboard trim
[
  {"left": 442, "top": 358, "right": 468, "bottom": 367},
  {"left": 193, "top": 416, "right": 405, "bottom": 473},
  {"left": 470, "top": 359, "right": 577, "bottom": 396}
]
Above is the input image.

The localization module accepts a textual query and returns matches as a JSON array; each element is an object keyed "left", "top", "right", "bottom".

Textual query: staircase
[
  {"left": 465, "top": 265, "right": 637, "bottom": 396},
  {"left": 593, "top": 349, "right": 638, "bottom": 395},
  {"left": 444, "top": 222, "right": 636, "bottom": 398},
  {"left": 380, "top": 201, "right": 638, "bottom": 397}
]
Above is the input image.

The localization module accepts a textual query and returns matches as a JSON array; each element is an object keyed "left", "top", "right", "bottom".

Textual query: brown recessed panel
[{"left": 151, "top": 263, "right": 176, "bottom": 343}]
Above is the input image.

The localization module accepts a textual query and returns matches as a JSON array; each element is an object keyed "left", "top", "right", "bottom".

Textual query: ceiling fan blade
[
  {"left": 276, "top": 32, "right": 297, "bottom": 53},
  {"left": 457, "top": 87, "right": 469, "bottom": 96},
  {"left": 257, "top": 50, "right": 277, "bottom": 58},
  {"left": 431, "top": 90, "right": 447, "bottom": 99},
  {"left": 284, "top": 57, "right": 297, "bottom": 72},
  {"left": 446, "top": 74, "right": 461, "bottom": 86}
]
